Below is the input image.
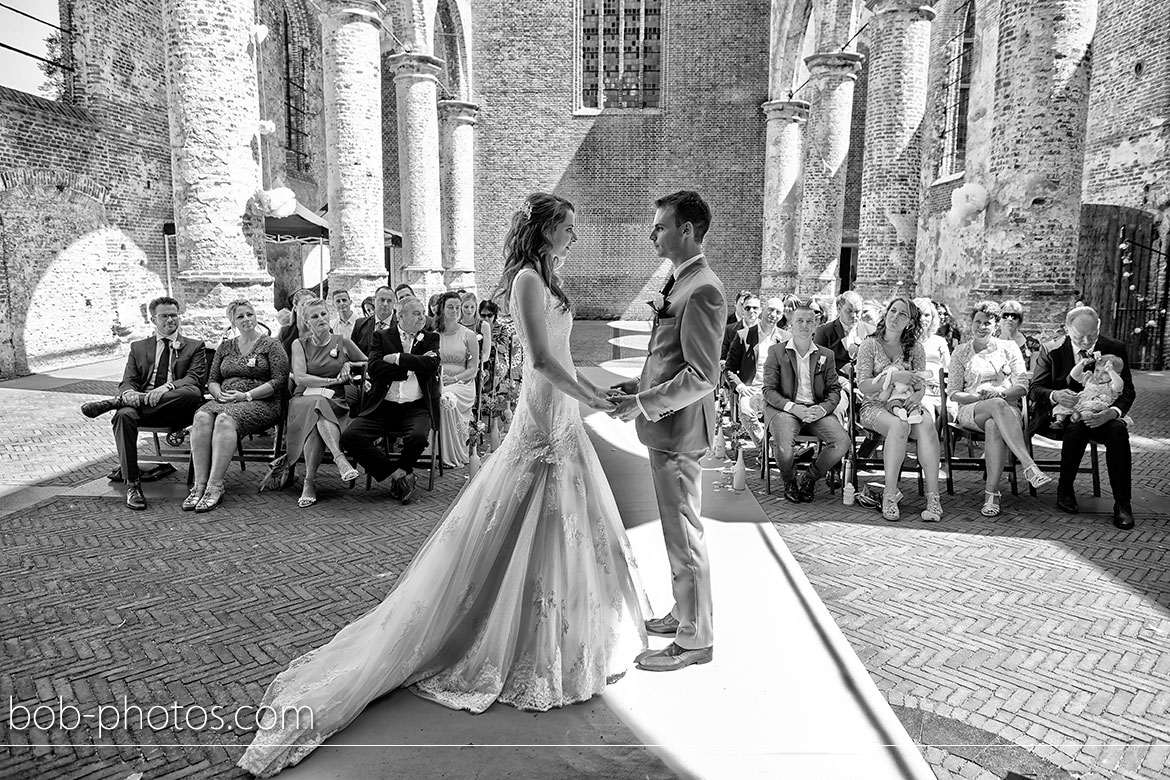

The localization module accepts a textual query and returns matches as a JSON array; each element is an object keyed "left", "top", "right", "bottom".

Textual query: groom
[{"left": 610, "top": 191, "right": 727, "bottom": 672}]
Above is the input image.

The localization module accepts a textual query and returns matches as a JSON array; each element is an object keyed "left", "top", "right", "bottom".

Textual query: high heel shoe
[
  {"left": 194, "top": 484, "right": 225, "bottom": 513},
  {"left": 1023, "top": 465, "right": 1052, "bottom": 488},
  {"left": 297, "top": 495, "right": 317, "bottom": 508},
  {"left": 339, "top": 466, "right": 359, "bottom": 483},
  {"left": 182, "top": 486, "right": 205, "bottom": 512},
  {"left": 981, "top": 491, "right": 1002, "bottom": 517}
]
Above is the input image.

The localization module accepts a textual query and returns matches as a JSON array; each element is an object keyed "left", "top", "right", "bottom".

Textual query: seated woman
[
  {"left": 460, "top": 291, "right": 492, "bottom": 369},
  {"left": 855, "top": 297, "right": 944, "bottom": 523},
  {"left": 477, "top": 299, "right": 503, "bottom": 390},
  {"left": 946, "top": 300, "right": 1053, "bottom": 517},
  {"left": 186, "top": 300, "right": 290, "bottom": 513},
  {"left": 913, "top": 296, "right": 951, "bottom": 419},
  {"left": 436, "top": 291, "right": 480, "bottom": 467},
  {"left": 286, "top": 299, "right": 367, "bottom": 508},
  {"left": 997, "top": 299, "right": 1041, "bottom": 372},
  {"left": 278, "top": 288, "right": 316, "bottom": 357}
]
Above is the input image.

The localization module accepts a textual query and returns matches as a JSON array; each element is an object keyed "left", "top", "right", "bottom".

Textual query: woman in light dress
[
  {"left": 435, "top": 290, "right": 481, "bottom": 467},
  {"left": 912, "top": 296, "right": 951, "bottom": 419},
  {"left": 238, "top": 192, "right": 649, "bottom": 778}
]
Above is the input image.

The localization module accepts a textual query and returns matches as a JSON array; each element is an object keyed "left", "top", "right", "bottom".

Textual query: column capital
[
  {"left": 388, "top": 52, "right": 444, "bottom": 81},
  {"left": 804, "top": 51, "right": 865, "bottom": 81},
  {"left": 319, "top": 0, "right": 386, "bottom": 22},
  {"left": 762, "top": 99, "right": 810, "bottom": 123},
  {"left": 438, "top": 99, "right": 481, "bottom": 125},
  {"left": 864, "top": 0, "right": 936, "bottom": 22}
]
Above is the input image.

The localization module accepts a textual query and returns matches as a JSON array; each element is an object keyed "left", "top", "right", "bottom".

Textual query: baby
[
  {"left": 875, "top": 366, "right": 932, "bottom": 424},
  {"left": 1052, "top": 353, "right": 1125, "bottom": 427}
]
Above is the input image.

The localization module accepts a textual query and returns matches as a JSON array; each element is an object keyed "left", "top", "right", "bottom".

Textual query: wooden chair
[
  {"left": 937, "top": 367, "right": 1020, "bottom": 496},
  {"left": 846, "top": 368, "right": 924, "bottom": 496}
]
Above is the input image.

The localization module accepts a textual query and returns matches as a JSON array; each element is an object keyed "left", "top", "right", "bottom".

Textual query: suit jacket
[
  {"left": 358, "top": 328, "right": 441, "bottom": 421},
  {"left": 720, "top": 319, "right": 745, "bottom": 361},
  {"left": 813, "top": 319, "right": 850, "bottom": 373},
  {"left": 1029, "top": 333, "right": 1135, "bottom": 427},
  {"left": 725, "top": 324, "right": 777, "bottom": 385},
  {"left": 634, "top": 258, "right": 727, "bottom": 453},
  {"left": 118, "top": 334, "right": 207, "bottom": 395},
  {"left": 761, "top": 341, "right": 841, "bottom": 424}
]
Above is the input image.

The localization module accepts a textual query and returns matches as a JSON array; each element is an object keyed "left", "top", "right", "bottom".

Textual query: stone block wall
[{"left": 469, "top": 0, "right": 771, "bottom": 318}]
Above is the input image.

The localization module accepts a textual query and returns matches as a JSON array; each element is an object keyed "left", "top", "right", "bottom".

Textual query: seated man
[
  {"left": 725, "top": 295, "right": 785, "bottom": 443},
  {"left": 762, "top": 301, "right": 849, "bottom": 503},
  {"left": 1029, "top": 305, "right": 1137, "bottom": 530},
  {"left": 721, "top": 290, "right": 756, "bottom": 362},
  {"left": 340, "top": 296, "right": 440, "bottom": 505},
  {"left": 80, "top": 296, "right": 206, "bottom": 510}
]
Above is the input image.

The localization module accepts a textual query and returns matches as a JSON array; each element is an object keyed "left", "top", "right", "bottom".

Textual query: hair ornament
[{"left": 520, "top": 199, "right": 533, "bottom": 221}]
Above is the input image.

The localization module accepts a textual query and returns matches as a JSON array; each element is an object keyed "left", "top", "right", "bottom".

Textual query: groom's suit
[{"left": 629, "top": 256, "right": 726, "bottom": 650}]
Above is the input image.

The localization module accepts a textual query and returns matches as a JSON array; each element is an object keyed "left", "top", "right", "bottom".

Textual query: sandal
[
  {"left": 337, "top": 460, "right": 359, "bottom": 483},
  {"left": 297, "top": 495, "right": 317, "bottom": 508},
  {"left": 1023, "top": 465, "right": 1052, "bottom": 489},
  {"left": 882, "top": 494, "right": 901, "bottom": 522},
  {"left": 182, "top": 485, "right": 205, "bottom": 512},
  {"left": 981, "top": 491, "right": 1002, "bottom": 517},
  {"left": 194, "top": 484, "right": 225, "bottom": 513},
  {"left": 921, "top": 492, "right": 944, "bottom": 523}
]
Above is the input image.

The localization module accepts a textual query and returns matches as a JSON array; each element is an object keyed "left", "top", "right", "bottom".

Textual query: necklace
[{"left": 309, "top": 332, "right": 331, "bottom": 347}]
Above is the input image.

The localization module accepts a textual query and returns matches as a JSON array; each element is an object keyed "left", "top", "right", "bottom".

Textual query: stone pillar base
[
  {"left": 400, "top": 266, "right": 447, "bottom": 304},
  {"left": 444, "top": 268, "right": 477, "bottom": 292},
  {"left": 328, "top": 269, "right": 388, "bottom": 307},
  {"left": 177, "top": 270, "right": 275, "bottom": 345}
]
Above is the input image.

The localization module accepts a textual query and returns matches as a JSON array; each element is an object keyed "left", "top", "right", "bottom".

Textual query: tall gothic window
[
  {"left": 939, "top": 0, "right": 974, "bottom": 177},
  {"left": 283, "top": 10, "right": 310, "bottom": 173},
  {"left": 581, "top": 0, "right": 662, "bottom": 111}
]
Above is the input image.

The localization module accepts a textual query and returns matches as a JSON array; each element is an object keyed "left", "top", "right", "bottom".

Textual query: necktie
[
  {"left": 1079, "top": 350, "right": 1091, "bottom": 360},
  {"left": 153, "top": 338, "right": 171, "bottom": 389},
  {"left": 661, "top": 274, "right": 676, "bottom": 299}
]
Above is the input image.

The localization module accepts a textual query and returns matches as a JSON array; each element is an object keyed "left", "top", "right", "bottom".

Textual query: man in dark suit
[
  {"left": 813, "top": 290, "right": 870, "bottom": 374},
  {"left": 351, "top": 285, "right": 398, "bottom": 355},
  {"left": 80, "top": 296, "right": 206, "bottom": 510},
  {"left": 725, "top": 296, "right": 786, "bottom": 443},
  {"left": 1030, "top": 306, "right": 1137, "bottom": 529},
  {"left": 762, "top": 301, "right": 849, "bottom": 504},
  {"left": 720, "top": 290, "right": 757, "bottom": 360},
  {"left": 340, "top": 295, "right": 440, "bottom": 504}
]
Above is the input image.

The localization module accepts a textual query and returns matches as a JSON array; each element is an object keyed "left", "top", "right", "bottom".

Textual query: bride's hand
[{"left": 587, "top": 393, "right": 616, "bottom": 413}]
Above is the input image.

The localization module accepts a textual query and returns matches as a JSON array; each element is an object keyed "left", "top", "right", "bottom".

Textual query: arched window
[
  {"left": 580, "top": 0, "right": 662, "bottom": 111},
  {"left": 939, "top": 0, "right": 974, "bottom": 177},
  {"left": 283, "top": 9, "right": 310, "bottom": 173}
]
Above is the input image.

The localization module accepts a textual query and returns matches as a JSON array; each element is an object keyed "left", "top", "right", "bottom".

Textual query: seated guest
[
  {"left": 725, "top": 295, "right": 786, "bottom": 442},
  {"left": 478, "top": 299, "right": 502, "bottom": 389},
  {"left": 279, "top": 288, "right": 316, "bottom": 357},
  {"left": 1029, "top": 305, "right": 1136, "bottom": 529},
  {"left": 814, "top": 291, "right": 871, "bottom": 372},
  {"left": 855, "top": 297, "right": 944, "bottom": 522},
  {"left": 762, "top": 301, "right": 849, "bottom": 503},
  {"left": 360, "top": 296, "right": 376, "bottom": 317},
  {"left": 721, "top": 290, "right": 756, "bottom": 360},
  {"left": 434, "top": 291, "right": 481, "bottom": 467},
  {"left": 286, "top": 299, "right": 367, "bottom": 508},
  {"left": 460, "top": 290, "right": 492, "bottom": 368},
  {"left": 426, "top": 292, "right": 443, "bottom": 332},
  {"left": 393, "top": 283, "right": 416, "bottom": 303},
  {"left": 936, "top": 302, "right": 963, "bottom": 353},
  {"left": 912, "top": 296, "right": 950, "bottom": 417},
  {"left": 352, "top": 285, "right": 397, "bottom": 355},
  {"left": 329, "top": 288, "right": 358, "bottom": 341},
  {"left": 998, "top": 299, "right": 1041, "bottom": 371},
  {"left": 947, "top": 301, "right": 1053, "bottom": 517},
  {"left": 80, "top": 296, "right": 207, "bottom": 510},
  {"left": 187, "top": 300, "right": 289, "bottom": 513},
  {"left": 340, "top": 296, "right": 440, "bottom": 504}
]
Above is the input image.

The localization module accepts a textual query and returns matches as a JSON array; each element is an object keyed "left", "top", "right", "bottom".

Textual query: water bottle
[{"left": 842, "top": 460, "right": 855, "bottom": 505}]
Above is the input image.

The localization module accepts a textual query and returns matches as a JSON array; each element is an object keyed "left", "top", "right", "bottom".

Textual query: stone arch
[
  {"left": 434, "top": 0, "right": 472, "bottom": 100},
  {"left": 770, "top": 0, "right": 815, "bottom": 99}
]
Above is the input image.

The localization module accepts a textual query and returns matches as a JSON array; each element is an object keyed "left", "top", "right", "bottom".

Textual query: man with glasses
[
  {"left": 725, "top": 296, "right": 786, "bottom": 444},
  {"left": 79, "top": 297, "right": 207, "bottom": 510},
  {"left": 1030, "top": 306, "right": 1137, "bottom": 529},
  {"left": 721, "top": 290, "right": 758, "bottom": 361}
]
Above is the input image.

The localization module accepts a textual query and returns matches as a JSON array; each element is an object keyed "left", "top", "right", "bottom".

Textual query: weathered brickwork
[{"left": 470, "top": 0, "right": 771, "bottom": 318}]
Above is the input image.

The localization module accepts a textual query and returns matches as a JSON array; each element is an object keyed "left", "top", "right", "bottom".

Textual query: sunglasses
[{"left": 1001, "top": 312, "right": 1022, "bottom": 320}]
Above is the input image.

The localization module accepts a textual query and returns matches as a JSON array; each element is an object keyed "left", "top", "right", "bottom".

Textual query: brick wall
[{"left": 469, "top": 0, "right": 770, "bottom": 318}]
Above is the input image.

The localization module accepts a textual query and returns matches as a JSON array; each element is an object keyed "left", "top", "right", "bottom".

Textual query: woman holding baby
[
  {"left": 946, "top": 300, "right": 1053, "bottom": 517},
  {"left": 855, "top": 297, "right": 944, "bottom": 523}
]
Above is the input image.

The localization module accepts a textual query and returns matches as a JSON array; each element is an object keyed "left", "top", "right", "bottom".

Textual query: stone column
[
  {"left": 984, "top": 0, "right": 1094, "bottom": 329},
  {"left": 164, "top": 0, "right": 271, "bottom": 339},
  {"left": 438, "top": 99, "right": 480, "bottom": 291},
  {"left": 797, "top": 51, "right": 864, "bottom": 297},
  {"left": 389, "top": 52, "right": 446, "bottom": 301},
  {"left": 321, "top": 0, "right": 386, "bottom": 305},
  {"left": 760, "top": 99, "right": 810, "bottom": 299},
  {"left": 857, "top": 0, "right": 934, "bottom": 301}
]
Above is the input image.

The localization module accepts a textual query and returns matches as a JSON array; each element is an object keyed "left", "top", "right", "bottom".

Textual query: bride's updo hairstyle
[{"left": 494, "top": 192, "right": 573, "bottom": 311}]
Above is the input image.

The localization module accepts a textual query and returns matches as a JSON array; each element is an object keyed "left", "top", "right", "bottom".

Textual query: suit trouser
[
  {"left": 767, "top": 412, "right": 850, "bottom": 484},
  {"left": 648, "top": 447, "right": 713, "bottom": 649},
  {"left": 1059, "top": 419, "right": 1131, "bottom": 503},
  {"left": 112, "top": 387, "right": 204, "bottom": 483},
  {"left": 341, "top": 399, "right": 431, "bottom": 481}
]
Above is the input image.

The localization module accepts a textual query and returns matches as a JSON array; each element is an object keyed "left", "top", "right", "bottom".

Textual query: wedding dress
[{"left": 238, "top": 273, "right": 650, "bottom": 777}]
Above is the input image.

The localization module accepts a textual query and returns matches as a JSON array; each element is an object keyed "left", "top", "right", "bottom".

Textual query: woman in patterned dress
[
  {"left": 184, "top": 300, "right": 289, "bottom": 513},
  {"left": 854, "top": 297, "right": 945, "bottom": 522},
  {"left": 946, "top": 300, "right": 1052, "bottom": 517}
]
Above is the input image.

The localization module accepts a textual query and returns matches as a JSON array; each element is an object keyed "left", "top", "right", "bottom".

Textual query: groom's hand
[{"left": 609, "top": 394, "right": 642, "bottom": 422}]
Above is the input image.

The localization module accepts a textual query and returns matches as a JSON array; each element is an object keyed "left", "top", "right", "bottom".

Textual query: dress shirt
[
  {"left": 385, "top": 328, "right": 423, "bottom": 403},
  {"left": 750, "top": 325, "right": 784, "bottom": 389},
  {"left": 784, "top": 340, "right": 817, "bottom": 409},
  {"left": 331, "top": 313, "right": 357, "bottom": 340}
]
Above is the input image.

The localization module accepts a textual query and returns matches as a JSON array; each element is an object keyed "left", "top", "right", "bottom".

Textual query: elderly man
[
  {"left": 762, "top": 300, "right": 849, "bottom": 503},
  {"left": 329, "top": 288, "right": 358, "bottom": 340},
  {"left": 341, "top": 296, "right": 440, "bottom": 505},
  {"left": 80, "top": 297, "right": 206, "bottom": 510},
  {"left": 1030, "top": 306, "right": 1137, "bottom": 530},
  {"left": 725, "top": 296, "right": 788, "bottom": 443}
]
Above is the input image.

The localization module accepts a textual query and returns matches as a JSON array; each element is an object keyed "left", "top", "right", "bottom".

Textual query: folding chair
[
  {"left": 847, "top": 371, "right": 924, "bottom": 496},
  {"left": 1024, "top": 405, "right": 1101, "bottom": 497},
  {"left": 937, "top": 367, "right": 1019, "bottom": 496}
]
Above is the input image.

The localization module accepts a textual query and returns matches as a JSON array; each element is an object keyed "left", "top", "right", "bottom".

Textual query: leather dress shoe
[
  {"left": 1056, "top": 491, "right": 1079, "bottom": 514},
  {"left": 398, "top": 473, "right": 417, "bottom": 505},
  {"left": 797, "top": 473, "right": 817, "bottom": 503},
  {"left": 783, "top": 479, "right": 802, "bottom": 504},
  {"left": 139, "top": 463, "right": 178, "bottom": 482},
  {"left": 125, "top": 483, "right": 147, "bottom": 511},
  {"left": 636, "top": 642, "right": 713, "bottom": 672},
  {"left": 81, "top": 398, "right": 120, "bottom": 418},
  {"left": 1113, "top": 502, "right": 1135, "bottom": 530},
  {"left": 644, "top": 613, "right": 680, "bottom": 636},
  {"left": 107, "top": 466, "right": 124, "bottom": 483}
]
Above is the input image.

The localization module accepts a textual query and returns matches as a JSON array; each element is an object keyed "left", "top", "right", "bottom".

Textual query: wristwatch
[{"left": 245, "top": 391, "right": 253, "bottom": 402}]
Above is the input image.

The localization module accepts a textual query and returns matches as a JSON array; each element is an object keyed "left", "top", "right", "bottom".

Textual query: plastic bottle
[
  {"left": 842, "top": 460, "right": 855, "bottom": 505},
  {"left": 713, "top": 427, "right": 727, "bottom": 460},
  {"left": 732, "top": 449, "right": 747, "bottom": 490}
]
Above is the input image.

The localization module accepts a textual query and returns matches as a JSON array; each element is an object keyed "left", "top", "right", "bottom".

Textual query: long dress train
[{"left": 238, "top": 275, "right": 650, "bottom": 777}]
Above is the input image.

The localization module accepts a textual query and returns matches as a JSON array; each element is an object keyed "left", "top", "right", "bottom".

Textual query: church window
[
  {"left": 939, "top": 0, "right": 974, "bottom": 177},
  {"left": 580, "top": 0, "right": 662, "bottom": 111},
  {"left": 283, "top": 9, "right": 310, "bottom": 173}
]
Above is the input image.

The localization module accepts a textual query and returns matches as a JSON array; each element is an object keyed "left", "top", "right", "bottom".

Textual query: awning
[{"left": 265, "top": 202, "right": 331, "bottom": 243}]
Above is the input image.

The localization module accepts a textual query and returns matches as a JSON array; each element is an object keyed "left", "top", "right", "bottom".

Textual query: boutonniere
[
  {"left": 415, "top": 332, "right": 425, "bottom": 344},
  {"left": 648, "top": 293, "right": 669, "bottom": 317},
  {"left": 328, "top": 347, "right": 339, "bottom": 358},
  {"left": 816, "top": 354, "right": 827, "bottom": 370},
  {"left": 171, "top": 339, "right": 184, "bottom": 351},
  {"left": 246, "top": 356, "right": 257, "bottom": 367}
]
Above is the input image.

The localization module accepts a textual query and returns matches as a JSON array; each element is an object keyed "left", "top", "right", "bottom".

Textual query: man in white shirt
[
  {"left": 329, "top": 288, "right": 358, "bottom": 340},
  {"left": 725, "top": 296, "right": 787, "bottom": 443}
]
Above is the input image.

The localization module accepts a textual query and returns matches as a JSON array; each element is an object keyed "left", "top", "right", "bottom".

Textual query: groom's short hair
[{"left": 655, "top": 191, "right": 711, "bottom": 242}]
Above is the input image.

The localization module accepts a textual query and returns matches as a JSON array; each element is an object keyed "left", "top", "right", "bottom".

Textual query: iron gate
[{"left": 1115, "top": 222, "right": 1169, "bottom": 370}]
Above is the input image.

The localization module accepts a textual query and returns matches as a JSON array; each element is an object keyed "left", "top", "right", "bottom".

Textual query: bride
[{"left": 238, "top": 193, "right": 650, "bottom": 777}]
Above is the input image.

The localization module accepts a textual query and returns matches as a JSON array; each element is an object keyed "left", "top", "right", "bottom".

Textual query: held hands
[
  {"left": 607, "top": 394, "right": 642, "bottom": 422},
  {"left": 586, "top": 391, "right": 617, "bottom": 414},
  {"left": 977, "top": 385, "right": 1006, "bottom": 400},
  {"left": 1052, "top": 388, "right": 1081, "bottom": 407}
]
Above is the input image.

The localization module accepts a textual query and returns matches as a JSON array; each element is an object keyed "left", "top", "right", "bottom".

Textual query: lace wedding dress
[{"left": 238, "top": 273, "right": 650, "bottom": 777}]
